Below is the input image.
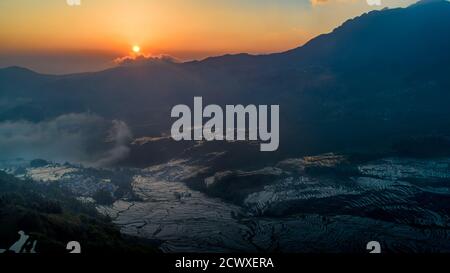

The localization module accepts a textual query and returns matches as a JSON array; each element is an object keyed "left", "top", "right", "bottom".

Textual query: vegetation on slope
[{"left": 0, "top": 171, "right": 159, "bottom": 254}]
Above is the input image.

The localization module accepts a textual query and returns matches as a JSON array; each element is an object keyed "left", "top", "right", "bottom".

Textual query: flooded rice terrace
[
  {"left": 3, "top": 155, "right": 450, "bottom": 253},
  {"left": 99, "top": 157, "right": 450, "bottom": 253}
]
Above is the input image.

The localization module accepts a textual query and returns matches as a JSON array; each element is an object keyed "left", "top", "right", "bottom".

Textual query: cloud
[
  {"left": 132, "top": 135, "right": 171, "bottom": 145},
  {"left": 93, "top": 120, "right": 133, "bottom": 167},
  {"left": 311, "top": 0, "right": 330, "bottom": 5},
  {"left": 0, "top": 113, "right": 133, "bottom": 166},
  {"left": 310, "top": 0, "right": 358, "bottom": 6},
  {"left": 114, "top": 54, "right": 180, "bottom": 66}
]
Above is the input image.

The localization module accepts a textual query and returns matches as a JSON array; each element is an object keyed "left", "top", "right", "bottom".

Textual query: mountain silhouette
[{"left": 1, "top": 0, "right": 450, "bottom": 165}]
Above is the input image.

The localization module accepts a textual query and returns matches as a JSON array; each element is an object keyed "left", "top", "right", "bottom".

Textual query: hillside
[
  {"left": 0, "top": 0, "right": 449, "bottom": 167},
  {"left": 0, "top": 171, "right": 159, "bottom": 254}
]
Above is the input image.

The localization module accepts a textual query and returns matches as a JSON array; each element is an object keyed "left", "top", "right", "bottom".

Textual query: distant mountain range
[{"left": 1, "top": 0, "right": 450, "bottom": 167}]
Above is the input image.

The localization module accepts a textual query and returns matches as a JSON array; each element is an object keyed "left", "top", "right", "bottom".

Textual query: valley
[{"left": 2, "top": 153, "right": 449, "bottom": 253}]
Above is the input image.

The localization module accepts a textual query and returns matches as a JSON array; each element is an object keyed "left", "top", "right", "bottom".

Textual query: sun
[{"left": 132, "top": 45, "right": 140, "bottom": 53}]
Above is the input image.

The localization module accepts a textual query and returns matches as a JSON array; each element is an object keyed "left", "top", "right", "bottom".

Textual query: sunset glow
[{"left": 0, "top": 0, "right": 416, "bottom": 74}]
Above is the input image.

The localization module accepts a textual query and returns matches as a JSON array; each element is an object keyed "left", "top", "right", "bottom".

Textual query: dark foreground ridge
[{"left": 0, "top": 171, "right": 160, "bottom": 254}]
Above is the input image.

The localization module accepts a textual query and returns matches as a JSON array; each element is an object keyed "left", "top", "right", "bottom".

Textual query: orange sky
[{"left": 0, "top": 0, "right": 416, "bottom": 74}]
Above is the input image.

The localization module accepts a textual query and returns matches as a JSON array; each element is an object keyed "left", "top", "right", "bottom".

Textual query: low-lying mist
[{"left": 0, "top": 113, "right": 132, "bottom": 167}]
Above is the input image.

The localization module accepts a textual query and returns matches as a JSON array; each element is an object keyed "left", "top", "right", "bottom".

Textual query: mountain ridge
[
  {"left": 1, "top": 0, "right": 450, "bottom": 166},
  {"left": 3, "top": 0, "right": 450, "bottom": 76}
]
